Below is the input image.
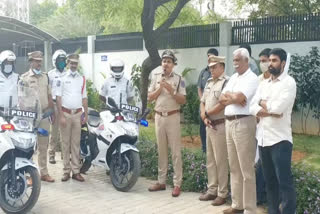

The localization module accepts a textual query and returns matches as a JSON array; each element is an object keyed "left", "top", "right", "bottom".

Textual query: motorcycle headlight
[{"left": 11, "top": 137, "right": 35, "bottom": 149}]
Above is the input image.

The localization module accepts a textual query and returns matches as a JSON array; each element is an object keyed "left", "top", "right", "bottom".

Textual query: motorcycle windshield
[
  {"left": 1, "top": 84, "right": 42, "bottom": 131},
  {"left": 120, "top": 86, "right": 142, "bottom": 122}
]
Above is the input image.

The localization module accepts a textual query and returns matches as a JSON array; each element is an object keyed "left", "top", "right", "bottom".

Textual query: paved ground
[{"left": 1, "top": 153, "right": 266, "bottom": 214}]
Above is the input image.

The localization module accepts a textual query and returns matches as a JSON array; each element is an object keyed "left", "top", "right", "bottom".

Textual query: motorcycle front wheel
[
  {"left": 110, "top": 150, "right": 141, "bottom": 192},
  {"left": 0, "top": 166, "right": 41, "bottom": 214}
]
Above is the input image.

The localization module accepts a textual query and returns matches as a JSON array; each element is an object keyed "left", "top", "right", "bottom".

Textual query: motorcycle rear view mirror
[
  {"left": 42, "top": 108, "right": 54, "bottom": 119},
  {"left": 107, "top": 97, "right": 118, "bottom": 108},
  {"left": 141, "top": 108, "right": 151, "bottom": 119},
  {"left": 37, "top": 128, "right": 49, "bottom": 136}
]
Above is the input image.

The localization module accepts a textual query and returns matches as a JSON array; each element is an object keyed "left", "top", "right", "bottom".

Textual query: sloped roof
[{"left": 0, "top": 15, "right": 59, "bottom": 50}]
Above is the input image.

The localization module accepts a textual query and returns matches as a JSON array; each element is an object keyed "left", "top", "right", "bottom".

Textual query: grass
[{"left": 293, "top": 134, "right": 320, "bottom": 170}]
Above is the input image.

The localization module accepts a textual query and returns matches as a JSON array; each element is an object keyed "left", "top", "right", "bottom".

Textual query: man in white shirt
[
  {"left": 48, "top": 49, "right": 67, "bottom": 164},
  {"left": 0, "top": 50, "right": 19, "bottom": 109},
  {"left": 56, "top": 54, "right": 88, "bottom": 182},
  {"left": 250, "top": 48, "right": 296, "bottom": 214},
  {"left": 99, "top": 58, "right": 134, "bottom": 108},
  {"left": 219, "top": 48, "right": 259, "bottom": 214}
]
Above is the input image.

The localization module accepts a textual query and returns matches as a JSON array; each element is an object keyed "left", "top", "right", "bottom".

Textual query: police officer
[
  {"left": 48, "top": 49, "right": 67, "bottom": 164},
  {"left": 0, "top": 50, "right": 19, "bottom": 108},
  {"left": 199, "top": 56, "right": 229, "bottom": 206},
  {"left": 100, "top": 58, "right": 134, "bottom": 107},
  {"left": 197, "top": 48, "right": 219, "bottom": 152},
  {"left": 20, "top": 51, "right": 55, "bottom": 183},
  {"left": 147, "top": 50, "right": 186, "bottom": 197},
  {"left": 56, "top": 54, "right": 88, "bottom": 182}
]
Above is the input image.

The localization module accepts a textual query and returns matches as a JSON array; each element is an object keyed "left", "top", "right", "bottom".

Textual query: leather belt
[
  {"left": 155, "top": 109, "right": 180, "bottom": 117},
  {"left": 62, "top": 107, "right": 82, "bottom": 114},
  {"left": 209, "top": 118, "right": 225, "bottom": 126},
  {"left": 225, "top": 115, "right": 249, "bottom": 121}
]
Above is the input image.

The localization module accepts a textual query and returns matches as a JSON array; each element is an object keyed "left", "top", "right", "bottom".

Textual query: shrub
[
  {"left": 138, "top": 137, "right": 320, "bottom": 211},
  {"left": 86, "top": 79, "right": 101, "bottom": 111},
  {"left": 138, "top": 137, "right": 207, "bottom": 192},
  {"left": 182, "top": 84, "right": 200, "bottom": 124},
  {"left": 292, "top": 163, "right": 320, "bottom": 214}
]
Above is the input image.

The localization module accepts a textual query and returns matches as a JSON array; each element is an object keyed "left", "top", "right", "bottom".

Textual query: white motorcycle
[
  {"left": 80, "top": 87, "right": 149, "bottom": 192},
  {"left": 0, "top": 85, "right": 50, "bottom": 214}
]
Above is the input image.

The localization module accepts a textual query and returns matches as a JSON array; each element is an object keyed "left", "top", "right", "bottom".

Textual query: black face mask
[{"left": 269, "top": 67, "right": 281, "bottom": 76}]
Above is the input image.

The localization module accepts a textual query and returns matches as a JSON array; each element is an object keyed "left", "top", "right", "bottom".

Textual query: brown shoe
[
  {"left": 148, "top": 183, "right": 166, "bottom": 192},
  {"left": 72, "top": 173, "right": 85, "bottom": 182},
  {"left": 172, "top": 186, "right": 181, "bottom": 197},
  {"left": 49, "top": 156, "right": 56, "bottom": 164},
  {"left": 61, "top": 173, "right": 70, "bottom": 182},
  {"left": 199, "top": 193, "right": 217, "bottom": 201},
  {"left": 211, "top": 196, "right": 226, "bottom": 206},
  {"left": 41, "top": 174, "right": 55, "bottom": 183},
  {"left": 223, "top": 207, "right": 244, "bottom": 214}
]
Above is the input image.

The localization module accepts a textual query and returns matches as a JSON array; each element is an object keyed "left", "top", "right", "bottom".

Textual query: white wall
[{"left": 79, "top": 40, "right": 320, "bottom": 136}]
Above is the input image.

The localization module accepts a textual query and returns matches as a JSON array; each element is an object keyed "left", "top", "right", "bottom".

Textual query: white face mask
[
  {"left": 3, "top": 64, "right": 13, "bottom": 74},
  {"left": 260, "top": 62, "right": 269, "bottom": 73},
  {"left": 33, "top": 69, "right": 41, "bottom": 75}
]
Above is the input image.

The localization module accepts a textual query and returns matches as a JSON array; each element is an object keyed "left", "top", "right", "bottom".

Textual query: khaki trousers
[
  {"left": 226, "top": 116, "right": 257, "bottom": 214},
  {"left": 155, "top": 113, "right": 182, "bottom": 187},
  {"left": 49, "top": 103, "right": 61, "bottom": 157},
  {"left": 38, "top": 119, "right": 50, "bottom": 176},
  {"left": 206, "top": 123, "right": 228, "bottom": 198},
  {"left": 60, "top": 111, "right": 82, "bottom": 174}
]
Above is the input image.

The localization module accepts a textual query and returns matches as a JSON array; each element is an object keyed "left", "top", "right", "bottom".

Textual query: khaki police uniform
[
  {"left": 48, "top": 68, "right": 67, "bottom": 159},
  {"left": 148, "top": 71, "right": 186, "bottom": 187},
  {"left": 20, "top": 69, "right": 51, "bottom": 176},
  {"left": 56, "top": 69, "right": 87, "bottom": 175},
  {"left": 201, "top": 74, "right": 229, "bottom": 198}
]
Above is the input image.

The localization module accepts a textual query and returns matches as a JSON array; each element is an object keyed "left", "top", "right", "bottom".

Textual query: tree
[
  {"left": 76, "top": 0, "right": 204, "bottom": 34},
  {"left": 37, "top": 6, "right": 102, "bottom": 39},
  {"left": 234, "top": 0, "right": 320, "bottom": 18},
  {"left": 140, "top": 0, "right": 191, "bottom": 111},
  {"left": 29, "top": 0, "right": 58, "bottom": 25}
]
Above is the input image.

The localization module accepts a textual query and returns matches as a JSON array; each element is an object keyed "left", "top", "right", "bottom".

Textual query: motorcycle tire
[
  {"left": 110, "top": 150, "right": 141, "bottom": 192},
  {"left": 0, "top": 166, "right": 41, "bottom": 214},
  {"left": 80, "top": 159, "right": 92, "bottom": 174}
]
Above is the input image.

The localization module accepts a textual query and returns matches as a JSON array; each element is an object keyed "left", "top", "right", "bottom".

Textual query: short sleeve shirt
[
  {"left": 201, "top": 74, "right": 229, "bottom": 120},
  {"left": 56, "top": 70, "right": 87, "bottom": 109},
  {"left": 19, "top": 70, "right": 51, "bottom": 111},
  {"left": 222, "top": 68, "right": 258, "bottom": 116},
  {"left": 197, "top": 67, "right": 211, "bottom": 92},
  {"left": 48, "top": 68, "right": 67, "bottom": 100},
  {"left": 148, "top": 71, "right": 186, "bottom": 112},
  {"left": 100, "top": 77, "right": 134, "bottom": 107}
]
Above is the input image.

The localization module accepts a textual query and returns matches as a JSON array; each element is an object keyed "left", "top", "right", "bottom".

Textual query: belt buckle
[
  {"left": 71, "top": 109, "right": 76, "bottom": 114},
  {"left": 162, "top": 112, "right": 168, "bottom": 117}
]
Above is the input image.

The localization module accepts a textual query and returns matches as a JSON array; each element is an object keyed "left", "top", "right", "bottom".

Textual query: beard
[{"left": 269, "top": 66, "right": 281, "bottom": 76}]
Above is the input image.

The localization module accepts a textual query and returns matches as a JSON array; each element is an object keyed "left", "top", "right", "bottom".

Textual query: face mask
[
  {"left": 269, "top": 67, "right": 281, "bottom": 76},
  {"left": 56, "top": 61, "right": 66, "bottom": 71},
  {"left": 3, "top": 64, "right": 13, "bottom": 74},
  {"left": 259, "top": 62, "right": 269, "bottom": 73},
  {"left": 33, "top": 69, "right": 41, "bottom": 75}
]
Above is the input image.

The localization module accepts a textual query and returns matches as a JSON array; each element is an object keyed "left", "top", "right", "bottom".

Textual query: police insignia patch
[
  {"left": 181, "top": 80, "right": 185, "bottom": 88},
  {"left": 56, "top": 80, "right": 61, "bottom": 87}
]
